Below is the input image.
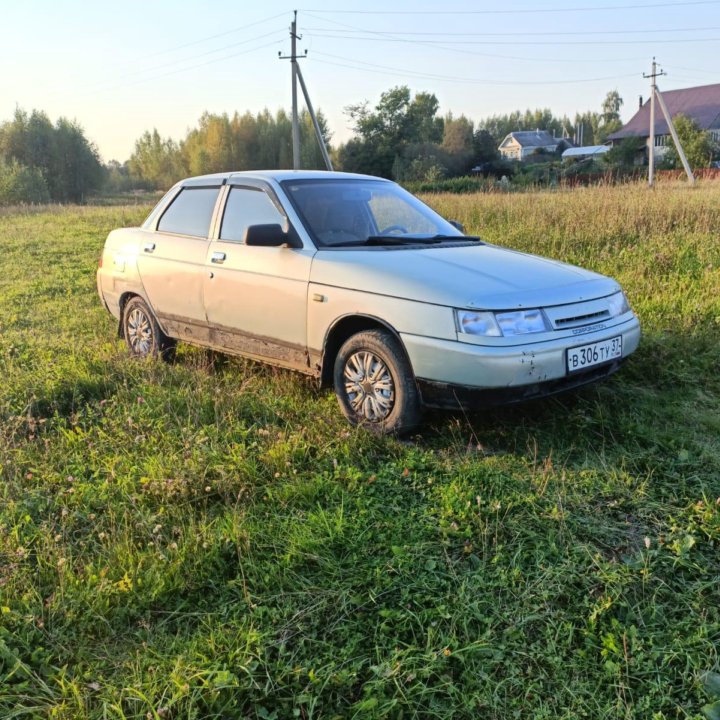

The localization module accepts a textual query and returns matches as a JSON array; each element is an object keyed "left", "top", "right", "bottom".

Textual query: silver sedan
[{"left": 97, "top": 171, "right": 640, "bottom": 433}]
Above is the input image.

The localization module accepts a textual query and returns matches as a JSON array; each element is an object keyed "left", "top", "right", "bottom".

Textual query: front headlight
[
  {"left": 456, "top": 308, "right": 550, "bottom": 337},
  {"left": 607, "top": 291, "right": 631, "bottom": 317},
  {"left": 456, "top": 310, "right": 501, "bottom": 337},
  {"left": 495, "top": 308, "right": 550, "bottom": 336}
]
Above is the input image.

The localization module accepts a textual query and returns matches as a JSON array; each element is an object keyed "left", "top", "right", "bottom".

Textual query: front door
[{"left": 202, "top": 185, "right": 315, "bottom": 371}]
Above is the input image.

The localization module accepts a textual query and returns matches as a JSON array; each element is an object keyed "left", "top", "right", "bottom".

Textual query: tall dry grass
[{"left": 422, "top": 180, "right": 720, "bottom": 334}]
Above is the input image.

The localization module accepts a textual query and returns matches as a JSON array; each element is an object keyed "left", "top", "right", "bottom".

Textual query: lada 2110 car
[{"left": 97, "top": 171, "right": 640, "bottom": 433}]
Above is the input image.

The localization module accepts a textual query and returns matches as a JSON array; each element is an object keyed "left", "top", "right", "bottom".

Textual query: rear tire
[
  {"left": 122, "top": 296, "right": 175, "bottom": 361},
  {"left": 333, "top": 329, "right": 422, "bottom": 434}
]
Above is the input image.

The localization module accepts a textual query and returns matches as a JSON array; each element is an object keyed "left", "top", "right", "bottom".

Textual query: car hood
[{"left": 310, "top": 243, "right": 619, "bottom": 310}]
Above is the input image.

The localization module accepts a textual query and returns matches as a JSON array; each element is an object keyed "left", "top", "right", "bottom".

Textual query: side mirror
[
  {"left": 449, "top": 220, "right": 465, "bottom": 234},
  {"left": 244, "top": 223, "right": 300, "bottom": 248}
]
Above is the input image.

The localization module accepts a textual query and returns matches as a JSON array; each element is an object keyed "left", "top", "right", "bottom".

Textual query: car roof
[{"left": 181, "top": 170, "right": 392, "bottom": 186}]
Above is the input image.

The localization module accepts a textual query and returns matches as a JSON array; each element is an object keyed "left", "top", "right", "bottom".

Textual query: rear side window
[
  {"left": 157, "top": 187, "right": 219, "bottom": 237},
  {"left": 220, "top": 186, "right": 286, "bottom": 242}
]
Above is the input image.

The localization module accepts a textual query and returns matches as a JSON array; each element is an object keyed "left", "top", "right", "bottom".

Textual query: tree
[
  {"left": 50, "top": 118, "right": 104, "bottom": 202},
  {"left": 0, "top": 108, "right": 103, "bottom": 202},
  {"left": 0, "top": 159, "right": 50, "bottom": 205},
  {"left": 603, "top": 136, "right": 645, "bottom": 167},
  {"left": 472, "top": 129, "right": 499, "bottom": 164},
  {"left": 440, "top": 114, "right": 475, "bottom": 176},
  {"left": 343, "top": 86, "right": 444, "bottom": 178},
  {"left": 128, "top": 130, "right": 185, "bottom": 189},
  {"left": 601, "top": 90, "right": 623, "bottom": 124},
  {"left": 661, "top": 114, "right": 715, "bottom": 169}
]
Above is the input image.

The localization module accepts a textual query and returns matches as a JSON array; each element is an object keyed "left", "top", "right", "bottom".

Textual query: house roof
[
  {"left": 608, "top": 82, "right": 720, "bottom": 140},
  {"left": 500, "top": 130, "right": 559, "bottom": 148}
]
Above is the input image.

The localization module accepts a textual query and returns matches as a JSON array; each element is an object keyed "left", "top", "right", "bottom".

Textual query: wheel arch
[
  {"left": 117, "top": 291, "right": 171, "bottom": 339},
  {"left": 319, "top": 314, "right": 414, "bottom": 388}
]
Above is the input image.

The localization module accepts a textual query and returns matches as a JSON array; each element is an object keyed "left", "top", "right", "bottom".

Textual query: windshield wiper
[
  {"left": 365, "top": 235, "right": 443, "bottom": 246},
  {"left": 430, "top": 234, "right": 483, "bottom": 243},
  {"left": 326, "top": 234, "right": 484, "bottom": 248},
  {"left": 364, "top": 234, "right": 483, "bottom": 246}
]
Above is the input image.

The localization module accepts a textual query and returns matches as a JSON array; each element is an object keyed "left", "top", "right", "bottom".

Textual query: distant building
[
  {"left": 498, "top": 130, "right": 573, "bottom": 161},
  {"left": 607, "top": 82, "right": 720, "bottom": 160},
  {"left": 562, "top": 145, "right": 610, "bottom": 161}
]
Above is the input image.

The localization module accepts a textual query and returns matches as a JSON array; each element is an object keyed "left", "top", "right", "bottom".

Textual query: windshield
[{"left": 280, "top": 178, "right": 466, "bottom": 248}]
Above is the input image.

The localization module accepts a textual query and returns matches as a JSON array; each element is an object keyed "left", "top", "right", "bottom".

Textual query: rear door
[
  {"left": 136, "top": 184, "right": 222, "bottom": 329},
  {"left": 202, "top": 183, "right": 315, "bottom": 371}
]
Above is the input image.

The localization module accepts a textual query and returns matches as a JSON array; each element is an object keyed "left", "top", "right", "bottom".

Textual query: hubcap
[
  {"left": 127, "top": 307, "right": 153, "bottom": 355},
  {"left": 343, "top": 350, "right": 395, "bottom": 421}
]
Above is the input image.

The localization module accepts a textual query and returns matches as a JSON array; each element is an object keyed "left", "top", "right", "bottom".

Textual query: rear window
[{"left": 157, "top": 187, "right": 219, "bottom": 238}]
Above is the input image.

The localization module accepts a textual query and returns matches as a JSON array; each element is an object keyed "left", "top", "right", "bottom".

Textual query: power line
[
  {"left": 139, "top": 11, "right": 288, "bottom": 60},
  {"left": 669, "top": 64, "right": 720, "bottom": 75},
  {"left": 81, "top": 37, "right": 285, "bottom": 97},
  {"left": 91, "top": 30, "right": 285, "bottom": 87},
  {"left": 310, "top": 53, "right": 638, "bottom": 86},
  {"left": 306, "top": 31, "right": 720, "bottom": 45},
  {"left": 301, "top": 0, "right": 720, "bottom": 14},
  {"left": 302, "top": 12, "right": 655, "bottom": 63},
  {"left": 304, "top": 25, "right": 720, "bottom": 37}
]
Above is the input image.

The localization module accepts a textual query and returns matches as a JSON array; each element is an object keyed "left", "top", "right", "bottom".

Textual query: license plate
[{"left": 567, "top": 336, "right": 622, "bottom": 373}]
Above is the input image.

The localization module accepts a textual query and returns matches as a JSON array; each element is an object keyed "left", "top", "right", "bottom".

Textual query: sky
[{"left": 2, "top": 0, "right": 719, "bottom": 163}]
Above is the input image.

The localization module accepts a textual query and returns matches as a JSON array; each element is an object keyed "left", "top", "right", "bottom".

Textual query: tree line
[
  {"left": 0, "top": 109, "right": 103, "bottom": 204},
  {"left": 1, "top": 86, "right": 717, "bottom": 205},
  {"left": 121, "top": 109, "right": 331, "bottom": 190}
]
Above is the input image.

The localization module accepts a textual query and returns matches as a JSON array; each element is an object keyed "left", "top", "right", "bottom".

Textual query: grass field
[{"left": 1, "top": 181, "right": 719, "bottom": 719}]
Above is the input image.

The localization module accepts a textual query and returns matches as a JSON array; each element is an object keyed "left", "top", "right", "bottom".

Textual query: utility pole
[
  {"left": 643, "top": 58, "right": 695, "bottom": 187},
  {"left": 643, "top": 58, "right": 664, "bottom": 187},
  {"left": 279, "top": 11, "right": 301, "bottom": 170},
  {"left": 278, "top": 11, "right": 333, "bottom": 171}
]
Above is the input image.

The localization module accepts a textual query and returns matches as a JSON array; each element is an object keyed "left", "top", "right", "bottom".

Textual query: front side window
[
  {"left": 157, "top": 187, "right": 219, "bottom": 238},
  {"left": 281, "top": 179, "right": 463, "bottom": 248},
  {"left": 220, "top": 186, "right": 286, "bottom": 242}
]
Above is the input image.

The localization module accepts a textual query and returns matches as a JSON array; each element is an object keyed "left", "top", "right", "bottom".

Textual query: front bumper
[
  {"left": 417, "top": 360, "right": 623, "bottom": 409},
  {"left": 401, "top": 314, "right": 640, "bottom": 409}
]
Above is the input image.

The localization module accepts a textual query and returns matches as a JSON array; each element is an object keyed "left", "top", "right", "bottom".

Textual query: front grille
[{"left": 553, "top": 309, "right": 609, "bottom": 329}]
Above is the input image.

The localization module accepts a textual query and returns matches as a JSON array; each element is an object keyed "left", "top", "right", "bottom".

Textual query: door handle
[
  {"left": 211, "top": 252, "right": 226, "bottom": 264},
  {"left": 143, "top": 242, "right": 156, "bottom": 253}
]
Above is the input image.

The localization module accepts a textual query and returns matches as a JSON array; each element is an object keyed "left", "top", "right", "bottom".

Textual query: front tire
[
  {"left": 333, "top": 329, "right": 422, "bottom": 434},
  {"left": 122, "top": 296, "right": 175, "bottom": 360}
]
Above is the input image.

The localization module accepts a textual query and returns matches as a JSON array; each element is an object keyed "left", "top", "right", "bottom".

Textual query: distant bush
[
  {"left": 0, "top": 160, "right": 50, "bottom": 205},
  {"left": 403, "top": 175, "right": 503, "bottom": 194}
]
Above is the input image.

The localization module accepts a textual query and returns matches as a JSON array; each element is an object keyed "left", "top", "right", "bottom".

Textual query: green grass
[{"left": 1, "top": 183, "right": 719, "bottom": 719}]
